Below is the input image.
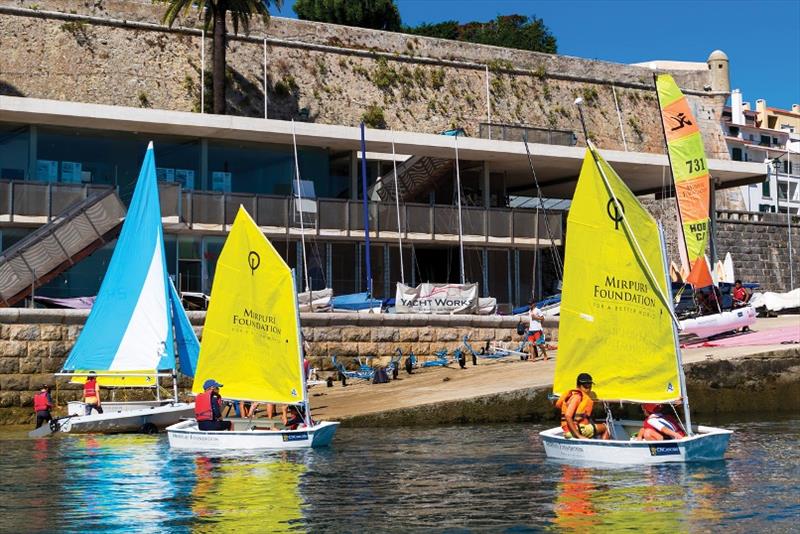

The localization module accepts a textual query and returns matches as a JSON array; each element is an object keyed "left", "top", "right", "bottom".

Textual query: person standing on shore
[
  {"left": 527, "top": 303, "right": 548, "bottom": 361},
  {"left": 33, "top": 384, "right": 54, "bottom": 429}
]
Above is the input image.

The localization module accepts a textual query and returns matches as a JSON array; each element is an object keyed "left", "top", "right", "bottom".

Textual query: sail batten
[
  {"left": 656, "top": 74, "right": 711, "bottom": 286},
  {"left": 192, "top": 207, "right": 305, "bottom": 404},
  {"left": 553, "top": 147, "right": 681, "bottom": 403}
]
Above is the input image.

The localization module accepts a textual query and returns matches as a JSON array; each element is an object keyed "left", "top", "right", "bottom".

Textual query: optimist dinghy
[
  {"left": 49, "top": 143, "right": 200, "bottom": 436},
  {"left": 167, "top": 207, "right": 339, "bottom": 450},
  {"left": 539, "top": 143, "right": 731, "bottom": 464}
]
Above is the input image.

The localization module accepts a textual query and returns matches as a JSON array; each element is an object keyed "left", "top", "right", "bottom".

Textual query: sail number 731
[{"left": 685, "top": 158, "right": 706, "bottom": 173}]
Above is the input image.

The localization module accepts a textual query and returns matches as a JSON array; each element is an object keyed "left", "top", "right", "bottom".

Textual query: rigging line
[
  {"left": 390, "top": 130, "right": 405, "bottom": 284},
  {"left": 291, "top": 119, "right": 311, "bottom": 294},
  {"left": 522, "top": 136, "right": 564, "bottom": 279},
  {"left": 454, "top": 134, "right": 466, "bottom": 285}
]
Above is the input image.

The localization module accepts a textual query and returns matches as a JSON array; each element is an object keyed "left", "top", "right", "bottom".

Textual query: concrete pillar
[
  {"left": 755, "top": 99, "right": 768, "bottom": 130},
  {"left": 482, "top": 162, "right": 490, "bottom": 208},
  {"left": 350, "top": 150, "right": 359, "bottom": 200},
  {"left": 731, "top": 89, "right": 745, "bottom": 126},
  {"left": 27, "top": 125, "right": 37, "bottom": 181},
  {"left": 707, "top": 50, "right": 730, "bottom": 93}
]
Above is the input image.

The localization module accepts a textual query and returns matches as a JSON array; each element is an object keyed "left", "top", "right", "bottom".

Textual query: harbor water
[{"left": 0, "top": 416, "right": 797, "bottom": 532}]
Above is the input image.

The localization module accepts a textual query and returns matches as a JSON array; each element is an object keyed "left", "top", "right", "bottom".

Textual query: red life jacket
[
  {"left": 195, "top": 391, "right": 217, "bottom": 422},
  {"left": 33, "top": 391, "right": 51, "bottom": 412},
  {"left": 84, "top": 379, "right": 98, "bottom": 399}
]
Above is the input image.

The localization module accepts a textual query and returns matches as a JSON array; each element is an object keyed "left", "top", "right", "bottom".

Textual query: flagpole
[{"left": 359, "top": 123, "right": 373, "bottom": 296}]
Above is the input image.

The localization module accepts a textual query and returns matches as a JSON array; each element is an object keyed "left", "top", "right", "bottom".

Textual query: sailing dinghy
[
  {"left": 167, "top": 207, "right": 339, "bottom": 450},
  {"left": 655, "top": 74, "right": 755, "bottom": 339},
  {"left": 539, "top": 143, "right": 731, "bottom": 464},
  {"left": 47, "top": 143, "right": 199, "bottom": 436}
]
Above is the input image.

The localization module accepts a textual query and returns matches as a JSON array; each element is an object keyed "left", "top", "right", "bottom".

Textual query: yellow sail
[
  {"left": 70, "top": 370, "right": 157, "bottom": 388},
  {"left": 553, "top": 146, "right": 681, "bottom": 403},
  {"left": 192, "top": 206, "right": 305, "bottom": 404}
]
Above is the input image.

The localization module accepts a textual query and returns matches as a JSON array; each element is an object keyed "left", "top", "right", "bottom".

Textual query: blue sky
[{"left": 271, "top": 0, "right": 800, "bottom": 110}]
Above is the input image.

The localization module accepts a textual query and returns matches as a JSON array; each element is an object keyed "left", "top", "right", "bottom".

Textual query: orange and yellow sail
[{"left": 656, "top": 74, "right": 711, "bottom": 287}]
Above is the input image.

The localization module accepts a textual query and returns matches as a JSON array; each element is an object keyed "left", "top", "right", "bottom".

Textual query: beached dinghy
[
  {"left": 539, "top": 142, "right": 731, "bottom": 464},
  {"left": 167, "top": 207, "right": 339, "bottom": 450},
  {"left": 46, "top": 143, "right": 199, "bottom": 437}
]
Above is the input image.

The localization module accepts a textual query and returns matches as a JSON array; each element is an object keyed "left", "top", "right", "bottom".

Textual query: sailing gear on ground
[
  {"left": 195, "top": 390, "right": 223, "bottom": 422},
  {"left": 557, "top": 389, "right": 594, "bottom": 435}
]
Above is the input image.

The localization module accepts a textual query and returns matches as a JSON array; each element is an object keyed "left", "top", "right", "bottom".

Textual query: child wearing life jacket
[
  {"left": 554, "top": 373, "right": 609, "bottom": 440},
  {"left": 635, "top": 403, "right": 686, "bottom": 441},
  {"left": 33, "top": 384, "right": 54, "bottom": 429}
]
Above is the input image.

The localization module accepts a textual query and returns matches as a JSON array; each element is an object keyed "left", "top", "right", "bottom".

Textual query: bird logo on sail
[
  {"left": 667, "top": 382, "right": 674, "bottom": 392},
  {"left": 248, "top": 251, "right": 261, "bottom": 275}
]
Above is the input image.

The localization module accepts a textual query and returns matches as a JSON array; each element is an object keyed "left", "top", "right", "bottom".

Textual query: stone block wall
[
  {"left": 715, "top": 210, "right": 800, "bottom": 291},
  {"left": 0, "top": 0, "right": 728, "bottom": 156},
  {"left": 0, "top": 308, "right": 554, "bottom": 424}
]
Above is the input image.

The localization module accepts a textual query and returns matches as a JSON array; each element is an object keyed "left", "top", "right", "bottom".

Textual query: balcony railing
[
  {"left": 478, "top": 123, "right": 577, "bottom": 146},
  {"left": 0, "top": 181, "right": 563, "bottom": 247}
]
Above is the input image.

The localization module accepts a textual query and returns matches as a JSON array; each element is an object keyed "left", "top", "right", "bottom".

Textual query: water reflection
[{"left": 189, "top": 453, "right": 306, "bottom": 532}]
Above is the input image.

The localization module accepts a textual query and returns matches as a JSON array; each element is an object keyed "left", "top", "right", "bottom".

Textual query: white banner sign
[{"left": 395, "top": 283, "right": 479, "bottom": 314}]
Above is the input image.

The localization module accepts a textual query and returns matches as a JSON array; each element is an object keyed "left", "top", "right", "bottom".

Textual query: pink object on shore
[{"left": 682, "top": 325, "right": 800, "bottom": 348}]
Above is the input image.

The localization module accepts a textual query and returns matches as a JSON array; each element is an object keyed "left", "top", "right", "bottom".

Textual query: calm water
[{"left": 0, "top": 417, "right": 797, "bottom": 533}]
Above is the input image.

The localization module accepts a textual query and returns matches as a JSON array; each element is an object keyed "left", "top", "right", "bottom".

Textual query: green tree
[
  {"left": 158, "top": 0, "right": 283, "bottom": 115},
  {"left": 293, "top": 0, "right": 401, "bottom": 31},
  {"left": 408, "top": 15, "right": 557, "bottom": 54}
]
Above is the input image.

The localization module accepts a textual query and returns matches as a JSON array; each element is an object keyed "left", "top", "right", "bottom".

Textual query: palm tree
[{"left": 158, "top": 0, "right": 283, "bottom": 115}]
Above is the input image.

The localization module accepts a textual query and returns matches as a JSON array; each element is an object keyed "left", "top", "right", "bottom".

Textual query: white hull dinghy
[
  {"left": 541, "top": 139, "right": 731, "bottom": 464},
  {"left": 57, "top": 402, "right": 195, "bottom": 434},
  {"left": 679, "top": 305, "right": 756, "bottom": 340},
  {"left": 50, "top": 143, "right": 201, "bottom": 437},
  {"left": 167, "top": 207, "right": 339, "bottom": 450},
  {"left": 167, "top": 419, "right": 339, "bottom": 450},
  {"left": 540, "top": 422, "right": 732, "bottom": 464}
]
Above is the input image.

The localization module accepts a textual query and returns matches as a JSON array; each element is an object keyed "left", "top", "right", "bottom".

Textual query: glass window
[
  {"left": 331, "top": 243, "right": 357, "bottom": 295},
  {"left": 731, "top": 148, "right": 742, "bottom": 161},
  {"left": 177, "top": 236, "right": 202, "bottom": 292},
  {"left": 359, "top": 244, "right": 386, "bottom": 297},
  {"left": 388, "top": 245, "right": 413, "bottom": 288},
  {"left": 36, "top": 126, "right": 200, "bottom": 203},
  {"left": 303, "top": 242, "right": 329, "bottom": 291},
  {"left": 38, "top": 240, "right": 114, "bottom": 298},
  {"left": 488, "top": 249, "right": 510, "bottom": 311},
  {"left": 762, "top": 179, "right": 770, "bottom": 197},
  {"left": 0, "top": 123, "right": 29, "bottom": 180}
]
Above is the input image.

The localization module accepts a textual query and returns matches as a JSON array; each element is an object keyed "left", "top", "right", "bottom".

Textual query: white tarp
[
  {"left": 298, "top": 287, "right": 333, "bottom": 312},
  {"left": 395, "top": 283, "right": 479, "bottom": 314},
  {"left": 749, "top": 288, "right": 800, "bottom": 312}
]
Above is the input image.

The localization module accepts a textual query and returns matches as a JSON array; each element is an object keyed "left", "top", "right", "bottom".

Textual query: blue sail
[
  {"left": 62, "top": 142, "right": 176, "bottom": 374},
  {"left": 169, "top": 278, "right": 200, "bottom": 378}
]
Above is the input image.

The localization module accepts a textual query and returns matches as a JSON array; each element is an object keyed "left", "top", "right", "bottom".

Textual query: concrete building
[{"left": 724, "top": 90, "right": 800, "bottom": 214}]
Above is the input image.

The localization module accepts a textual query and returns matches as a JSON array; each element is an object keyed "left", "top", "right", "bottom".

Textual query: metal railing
[
  {"left": 478, "top": 123, "right": 577, "bottom": 146},
  {"left": 1, "top": 180, "right": 563, "bottom": 246}
]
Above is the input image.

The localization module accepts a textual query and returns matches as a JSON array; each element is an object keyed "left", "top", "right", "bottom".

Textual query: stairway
[
  {"left": 370, "top": 156, "right": 454, "bottom": 202},
  {"left": 0, "top": 189, "right": 126, "bottom": 306}
]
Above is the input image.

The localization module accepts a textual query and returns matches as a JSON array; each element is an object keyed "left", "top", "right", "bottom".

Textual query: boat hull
[
  {"left": 57, "top": 402, "right": 195, "bottom": 434},
  {"left": 540, "top": 424, "right": 732, "bottom": 464},
  {"left": 679, "top": 306, "right": 756, "bottom": 339},
  {"left": 166, "top": 419, "right": 340, "bottom": 450}
]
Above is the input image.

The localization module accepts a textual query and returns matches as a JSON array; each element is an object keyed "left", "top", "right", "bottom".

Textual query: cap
[
  {"left": 642, "top": 403, "right": 662, "bottom": 413},
  {"left": 41, "top": 384, "right": 50, "bottom": 390},
  {"left": 576, "top": 372, "right": 593, "bottom": 385},
  {"left": 202, "top": 379, "right": 223, "bottom": 390}
]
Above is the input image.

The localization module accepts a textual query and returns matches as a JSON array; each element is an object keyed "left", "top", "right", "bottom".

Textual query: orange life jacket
[
  {"left": 195, "top": 391, "right": 218, "bottom": 422},
  {"left": 33, "top": 391, "right": 51, "bottom": 412},
  {"left": 84, "top": 379, "right": 98, "bottom": 400},
  {"left": 557, "top": 389, "right": 594, "bottom": 434}
]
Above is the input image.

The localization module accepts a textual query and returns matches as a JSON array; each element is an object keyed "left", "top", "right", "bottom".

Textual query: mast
[
  {"left": 659, "top": 223, "right": 693, "bottom": 435},
  {"left": 290, "top": 268, "right": 311, "bottom": 425},
  {"left": 359, "top": 123, "right": 373, "bottom": 296},
  {"left": 454, "top": 133, "right": 466, "bottom": 284},
  {"left": 291, "top": 120, "right": 311, "bottom": 295},
  {"left": 391, "top": 131, "right": 405, "bottom": 284}
]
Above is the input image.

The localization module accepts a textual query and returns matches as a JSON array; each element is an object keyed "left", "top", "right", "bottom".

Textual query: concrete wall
[
  {"left": 0, "top": 308, "right": 553, "bottom": 424},
  {"left": 0, "top": 0, "right": 729, "bottom": 157}
]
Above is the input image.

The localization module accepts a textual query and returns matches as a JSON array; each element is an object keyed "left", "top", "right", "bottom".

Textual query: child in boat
[
  {"left": 634, "top": 403, "right": 686, "bottom": 441},
  {"left": 555, "top": 373, "right": 610, "bottom": 440}
]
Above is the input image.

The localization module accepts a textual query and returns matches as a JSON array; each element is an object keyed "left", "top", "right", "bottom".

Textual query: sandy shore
[{"left": 309, "top": 315, "right": 800, "bottom": 422}]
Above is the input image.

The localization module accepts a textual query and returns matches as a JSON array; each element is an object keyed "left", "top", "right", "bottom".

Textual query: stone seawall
[
  {"left": 341, "top": 348, "right": 800, "bottom": 427},
  {"left": 0, "top": 308, "right": 551, "bottom": 425}
]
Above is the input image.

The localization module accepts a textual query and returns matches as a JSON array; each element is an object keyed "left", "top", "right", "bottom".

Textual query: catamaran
[
  {"left": 44, "top": 142, "right": 200, "bottom": 437},
  {"left": 655, "top": 74, "right": 755, "bottom": 338},
  {"left": 166, "top": 206, "right": 339, "bottom": 449},
  {"left": 539, "top": 142, "right": 731, "bottom": 464}
]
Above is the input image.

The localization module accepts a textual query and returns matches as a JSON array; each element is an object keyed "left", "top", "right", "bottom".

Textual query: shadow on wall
[
  {"left": 0, "top": 80, "right": 25, "bottom": 97},
  {"left": 224, "top": 66, "right": 316, "bottom": 123}
]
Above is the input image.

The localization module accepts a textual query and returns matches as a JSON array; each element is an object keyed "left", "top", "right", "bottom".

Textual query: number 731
[{"left": 685, "top": 158, "right": 706, "bottom": 173}]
